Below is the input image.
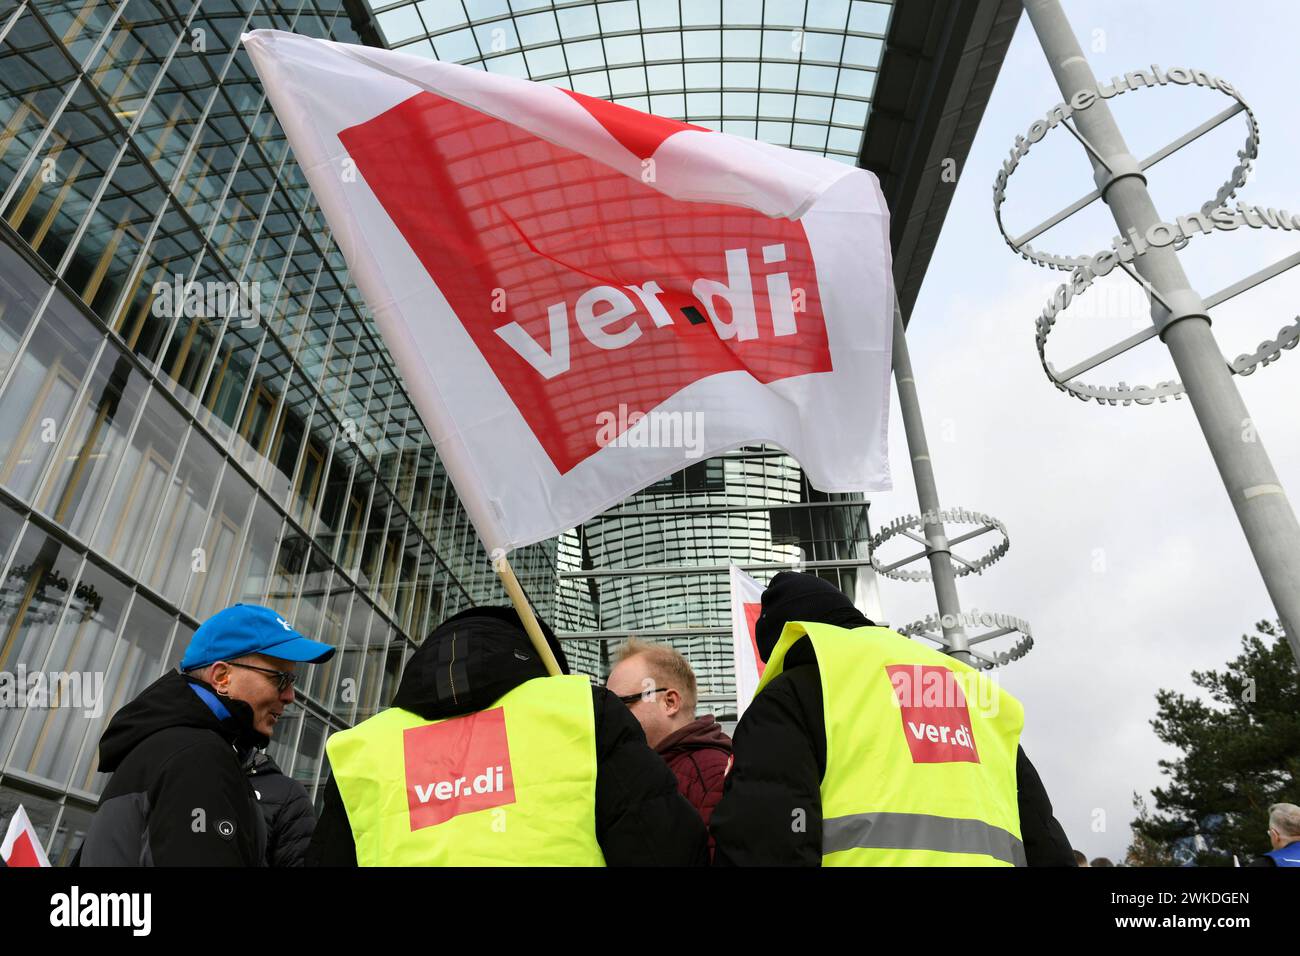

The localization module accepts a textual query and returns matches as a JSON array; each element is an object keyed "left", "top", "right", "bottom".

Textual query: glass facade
[
  {"left": 0, "top": 0, "right": 555, "bottom": 863},
  {"left": 0, "top": 0, "right": 891, "bottom": 861}
]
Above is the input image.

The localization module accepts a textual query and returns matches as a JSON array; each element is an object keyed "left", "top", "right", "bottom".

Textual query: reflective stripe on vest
[
  {"left": 823, "top": 811, "right": 1026, "bottom": 866},
  {"left": 755, "top": 622, "right": 1025, "bottom": 867},
  {"left": 325, "top": 674, "right": 604, "bottom": 866}
]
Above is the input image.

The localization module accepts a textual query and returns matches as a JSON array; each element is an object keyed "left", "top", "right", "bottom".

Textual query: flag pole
[
  {"left": 491, "top": 549, "right": 563, "bottom": 676},
  {"left": 891, "top": 298, "right": 974, "bottom": 666}
]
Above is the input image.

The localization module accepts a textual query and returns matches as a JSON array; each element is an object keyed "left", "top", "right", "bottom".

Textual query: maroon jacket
[{"left": 655, "top": 716, "right": 733, "bottom": 832}]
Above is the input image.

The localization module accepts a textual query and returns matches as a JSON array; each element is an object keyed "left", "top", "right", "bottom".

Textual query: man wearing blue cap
[{"left": 77, "top": 604, "right": 334, "bottom": 866}]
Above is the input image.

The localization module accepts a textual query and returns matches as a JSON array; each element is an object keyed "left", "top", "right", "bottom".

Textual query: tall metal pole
[
  {"left": 1023, "top": 0, "right": 1300, "bottom": 667},
  {"left": 892, "top": 300, "right": 974, "bottom": 665}
]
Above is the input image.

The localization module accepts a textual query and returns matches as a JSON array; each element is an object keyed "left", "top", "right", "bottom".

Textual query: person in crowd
[
  {"left": 606, "top": 639, "right": 732, "bottom": 832},
  {"left": 78, "top": 604, "right": 334, "bottom": 866},
  {"left": 710, "top": 572, "right": 1076, "bottom": 867},
  {"left": 244, "top": 748, "right": 316, "bottom": 867},
  {"left": 1247, "top": 803, "right": 1300, "bottom": 866},
  {"left": 308, "top": 606, "right": 708, "bottom": 866},
  {"left": 1090, "top": 857, "right": 1114, "bottom": 867},
  {"left": 1073, "top": 849, "right": 1089, "bottom": 866}
]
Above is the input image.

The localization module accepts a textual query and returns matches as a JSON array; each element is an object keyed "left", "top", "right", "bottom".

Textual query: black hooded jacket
[
  {"left": 244, "top": 750, "right": 316, "bottom": 867},
  {"left": 710, "top": 572, "right": 1076, "bottom": 866},
  {"left": 78, "top": 671, "right": 268, "bottom": 866},
  {"left": 307, "top": 607, "right": 709, "bottom": 866}
]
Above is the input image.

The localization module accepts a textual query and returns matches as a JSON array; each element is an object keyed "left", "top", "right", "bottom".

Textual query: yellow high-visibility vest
[
  {"left": 325, "top": 674, "right": 604, "bottom": 866},
  {"left": 756, "top": 622, "right": 1025, "bottom": 866}
]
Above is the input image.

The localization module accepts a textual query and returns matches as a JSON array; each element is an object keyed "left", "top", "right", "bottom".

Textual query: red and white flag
[
  {"left": 1, "top": 804, "right": 51, "bottom": 867},
  {"left": 729, "top": 565, "right": 767, "bottom": 719},
  {"left": 242, "top": 31, "right": 894, "bottom": 552}
]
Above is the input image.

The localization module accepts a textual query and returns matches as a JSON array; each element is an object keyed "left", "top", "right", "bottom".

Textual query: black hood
[
  {"left": 243, "top": 749, "right": 284, "bottom": 777},
  {"left": 98, "top": 671, "right": 267, "bottom": 772},
  {"left": 755, "top": 571, "right": 874, "bottom": 661},
  {"left": 392, "top": 606, "right": 570, "bottom": 721}
]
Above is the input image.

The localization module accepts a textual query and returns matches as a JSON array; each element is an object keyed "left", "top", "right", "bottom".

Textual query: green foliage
[
  {"left": 1128, "top": 621, "right": 1300, "bottom": 866},
  {"left": 1125, "top": 793, "right": 1174, "bottom": 867}
]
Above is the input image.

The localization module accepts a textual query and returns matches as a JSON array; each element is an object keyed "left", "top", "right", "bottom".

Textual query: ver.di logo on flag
[
  {"left": 403, "top": 707, "right": 516, "bottom": 830},
  {"left": 338, "top": 90, "right": 832, "bottom": 476}
]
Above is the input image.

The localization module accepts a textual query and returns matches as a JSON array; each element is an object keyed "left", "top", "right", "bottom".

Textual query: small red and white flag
[
  {"left": 729, "top": 565, "right": 767, "bottom": 719},
  {"left": 1, "top": 804, "right": 51, "bottom": 867},
  {"left": 242, "top": 31, "right": 894, "bottom": 552}
]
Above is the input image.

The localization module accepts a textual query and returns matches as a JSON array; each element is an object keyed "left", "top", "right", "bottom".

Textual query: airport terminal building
[{"left": 0, "top": 0, "right": 1018, "bottom": 862}]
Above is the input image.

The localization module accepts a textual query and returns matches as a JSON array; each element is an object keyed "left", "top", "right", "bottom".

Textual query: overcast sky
[{"left": 875, "top": 0, "right": 1300, "bottom": 862}]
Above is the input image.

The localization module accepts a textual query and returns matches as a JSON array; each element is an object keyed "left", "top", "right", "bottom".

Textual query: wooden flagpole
[{"left": 491, "top": 549, "right": 563, "bottom": 676}]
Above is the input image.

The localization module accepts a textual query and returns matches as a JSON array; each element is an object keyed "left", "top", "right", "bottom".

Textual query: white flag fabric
[
  {"left": 1, "top": 804, "right": 51, "bottom": 867},
  {"left": 242, "top": 30, "right": 894, "bottom": 552},
  {"left": 729, "top": 565, "right": 767, "bottom": 719}
]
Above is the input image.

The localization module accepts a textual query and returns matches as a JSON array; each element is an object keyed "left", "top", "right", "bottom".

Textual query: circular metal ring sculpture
[
  {"left": 898, "top": 610, "right": 1034, "bottom": 671},
  {"left": 870, "top": 508, "right": 1010, "bottom": 582},
  {"left": 869, "top": 508, "right": 1032, "bottom": 669},
  {"left": 993, "top": 65, "right": 1300, "bottom": 405},
  {"left": 993, "top": 66, "right": 1259, "bottom": 271}
]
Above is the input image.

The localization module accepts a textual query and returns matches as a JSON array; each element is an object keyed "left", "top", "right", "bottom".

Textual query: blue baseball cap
[{"left": 181, "top": 604, "right": 335, "bottom": 671}]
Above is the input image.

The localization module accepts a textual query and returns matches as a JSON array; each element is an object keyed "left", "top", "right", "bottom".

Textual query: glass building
[
  {"left": 0, "top": 0, "right": 1020, "bottom": 862},
  {"left": 0, "top": 0, "right": 555, "bottom": 863},
  {"left": 553, "top": 461, "right": 878, "bottom": 719}
]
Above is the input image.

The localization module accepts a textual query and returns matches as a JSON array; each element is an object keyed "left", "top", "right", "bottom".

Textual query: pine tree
[{"left": 1129, "top": 621, "right": 1300, "bottom": 866}]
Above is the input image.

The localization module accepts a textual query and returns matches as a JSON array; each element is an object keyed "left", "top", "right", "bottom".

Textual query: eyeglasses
[
  {"left": 615, "top": 687, "right": 668, "bottom": 705},
  {"left": 224, "top": 661, "right": 297, "bottom": 693}
]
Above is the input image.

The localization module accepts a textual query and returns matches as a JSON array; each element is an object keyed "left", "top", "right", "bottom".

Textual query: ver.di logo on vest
[
  {"left": 403, "top": 707, "right": 516, "bottom": 830},
  {"left": 886, "top": 664, "right": 981, "bottom": 764}
]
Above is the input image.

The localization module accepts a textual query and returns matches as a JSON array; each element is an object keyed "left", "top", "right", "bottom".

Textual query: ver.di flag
[
  {"left": 242, "top": 30, "right": 894, "bottom": 552},
  {"left": 729, "top": 565, "right": 766, "bottom": 720},
  {"left": 1, "top": 804, "right": 50, "bottom": 867}
]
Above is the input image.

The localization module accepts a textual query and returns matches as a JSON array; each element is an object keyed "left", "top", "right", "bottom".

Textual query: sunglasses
[
  {"left": 224, "top": 661, "right": 297, "bottom": 693},
  {"left": 615, "top": 687, "right": 668, "bottom": 705}
]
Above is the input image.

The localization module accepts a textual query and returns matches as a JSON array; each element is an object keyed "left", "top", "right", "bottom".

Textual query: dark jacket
[
  {"left": 307, "top": 607, "right": 709, "bottom": 866},
  {"left": 656, "top": 716, "right": 732, "bottom": 830},
  {"left": 710, "top": 572, "right": 1076, "bottom": 867},
  {"left": 1246, "top": 841, "right": 1300, "bottom": 866},
  {"left": 244, "top": 750, "right": 315, "bottom": 867},
  {"left": 78, "top": 671, "right": 268, "bottom": 866}
]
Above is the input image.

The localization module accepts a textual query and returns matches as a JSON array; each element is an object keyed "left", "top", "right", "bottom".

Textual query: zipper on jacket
[{"left": 448, "top": 629, "right": 459, "bottom": 707}]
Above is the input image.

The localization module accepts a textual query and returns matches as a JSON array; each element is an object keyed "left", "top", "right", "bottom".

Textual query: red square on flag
[
  {"left": 885, "top": 664, "right": 981, "bottom": 764},
  {"left": 403, "top": 707, "right": 516, "bottom": 830},
  {"left": 743, "top": 602, "right": 765, "bottom": 677},
  {"left": 6, "top": 830, "right": 41, "bottom": 867}
]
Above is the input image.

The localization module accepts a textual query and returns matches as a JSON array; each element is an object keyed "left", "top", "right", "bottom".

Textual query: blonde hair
[{"left": 616, "top": 638, "right": 698, "bottom": 715}]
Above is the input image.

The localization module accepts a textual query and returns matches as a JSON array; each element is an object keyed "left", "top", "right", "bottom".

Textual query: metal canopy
[
  {"left": 860, "top": 0, "right": 1023, "bottom": 320},
  {"left": 361, "top": 0, "right": 894, "bottom": 163}
]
